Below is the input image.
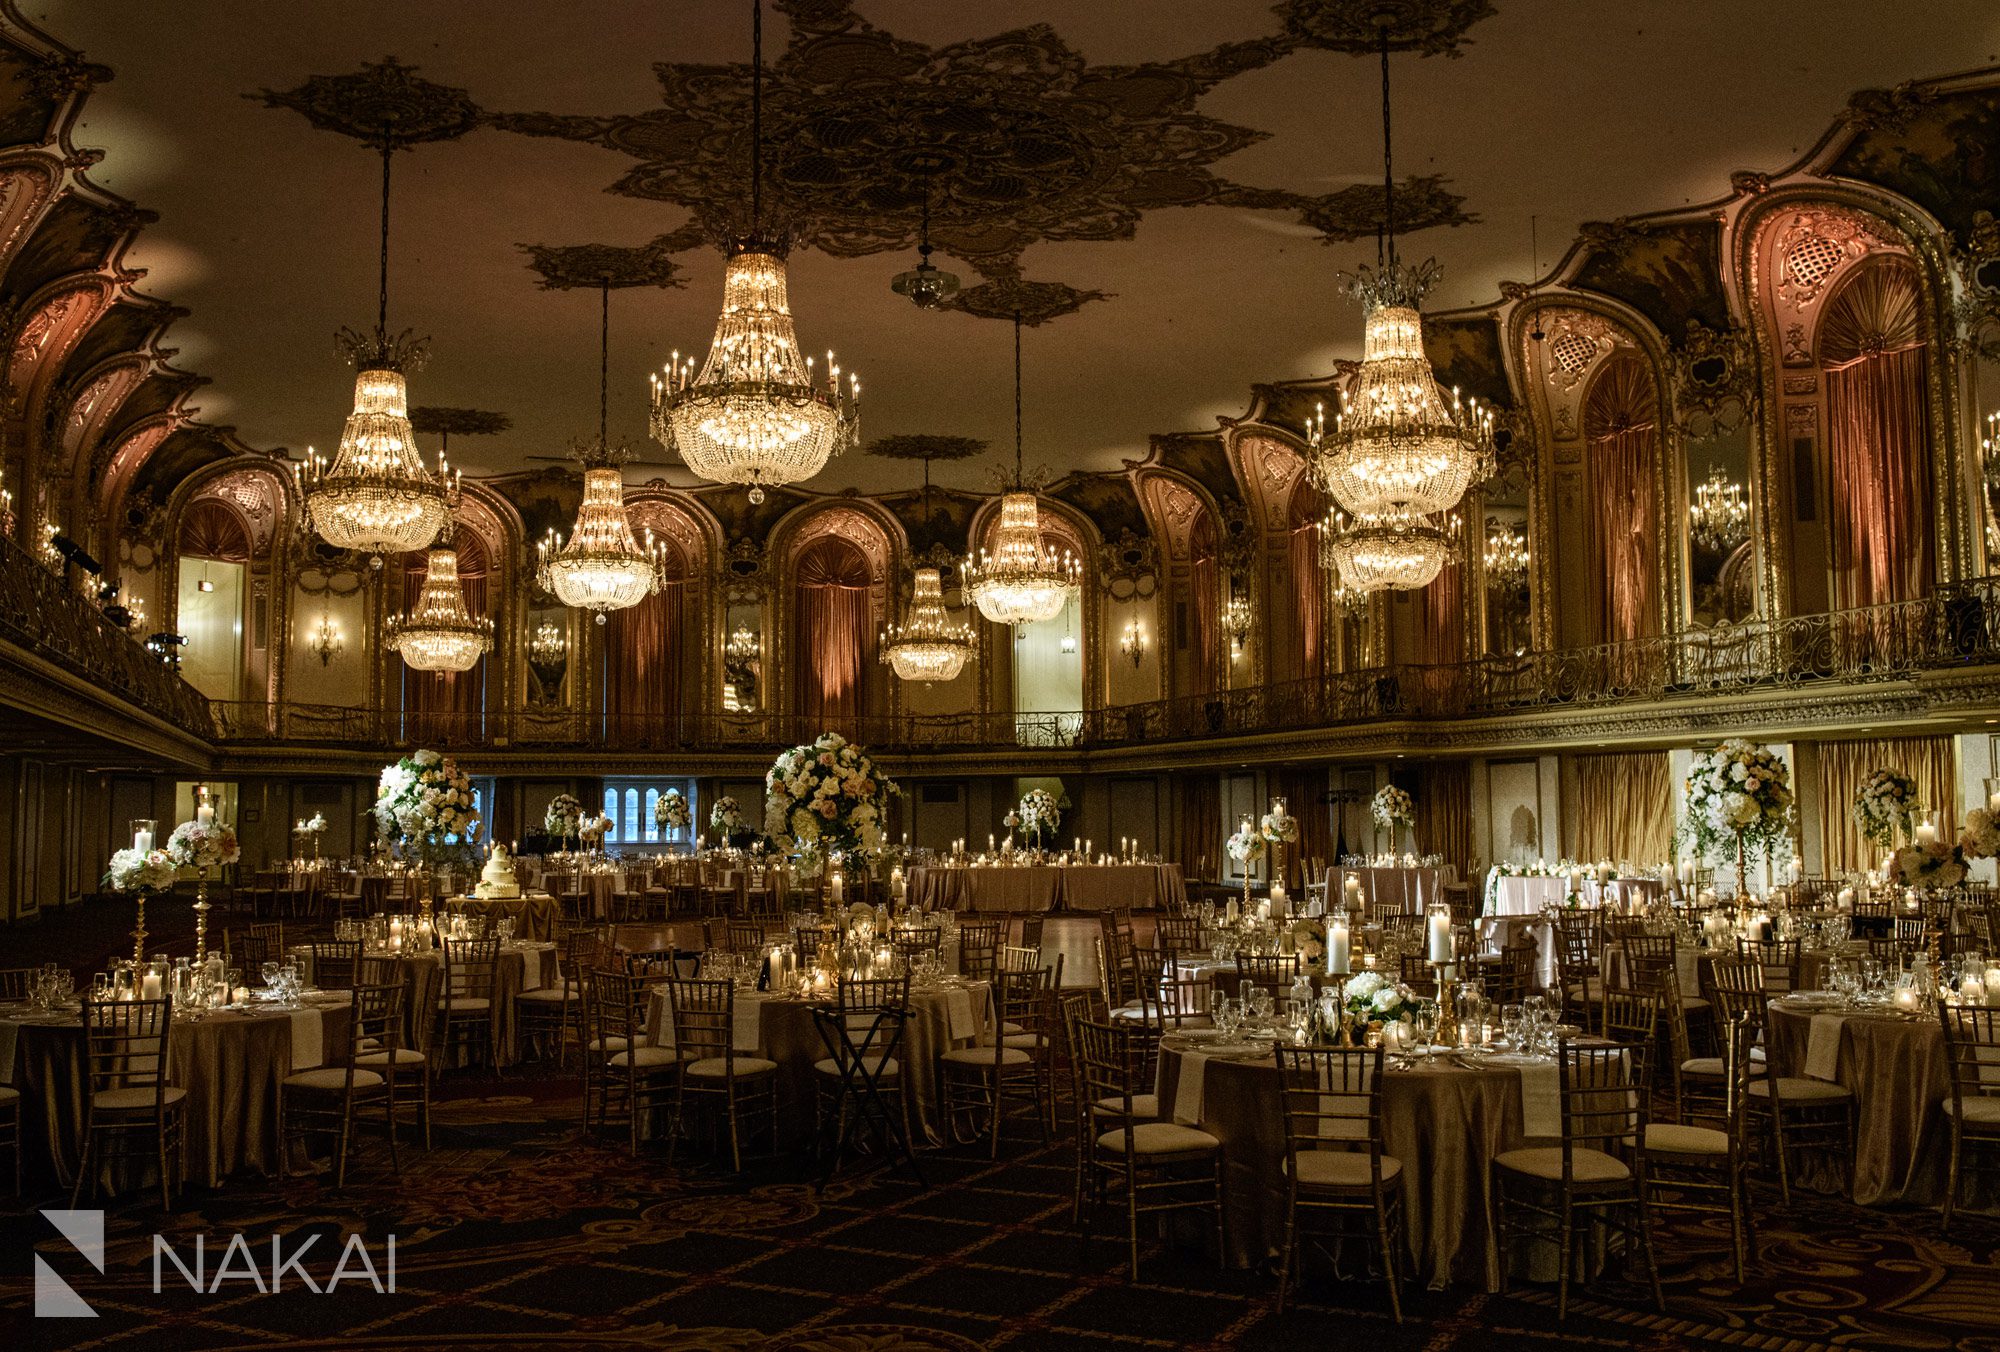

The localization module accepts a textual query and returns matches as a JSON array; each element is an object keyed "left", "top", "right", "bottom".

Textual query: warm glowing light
[
  {"left": 881, "top": 567, "right": 975, "bottom": 684},
  {"left": 1319, "top": 506, "right": 1459, "bottom": 593},
  {"left": 300, "top": 365, "right": 456, "bottom": 556},
  {"left": 962, "top": 492, "right": 1081, "bottom": 625},
  {"left": 536, "top": 468, "right": 666, "bottom": 622},
  {"left": 385, "top": 548, "right": 492, "bottom": 671}
]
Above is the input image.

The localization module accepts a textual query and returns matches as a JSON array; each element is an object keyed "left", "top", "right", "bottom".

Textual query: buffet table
[{"left": 907, "top": 863, "right": 1185, "bottom": 913}]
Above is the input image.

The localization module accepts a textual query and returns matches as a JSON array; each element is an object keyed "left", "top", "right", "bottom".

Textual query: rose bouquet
[
  {"left": 376, "top": 749, "right": 482, "bottom": 862},
  {"left": 1260, "top": 799, "right": 1300, "bottom": 845},
  {"left": 764, "top": 732, "right": 899, "bottom": 863},
  {"left": 1960, "top": 808, "right": 2000, "bottom": 861},
  {"left": 105, "top": 847, "right": 177, "bottom": 893},
  {"left": 1225, "top": 818, "right": 1266, "bottom": 866},
  {"left": 1341, "top": 970, "right": 1414, "bottom": 1026},
  {"left": 710, "top": 796, "right": 744, "bottom": 835},
  {"left": 1284, "top": 916, "right": 1325, "bottom": 963},
  {"left": 579, "top": 813, "right": 613, "bottom": 846},
  {"left": 166, "top": 819, "right": 240, "bottom": 872},
  {"left": 1893, "top": 839, "right": 1969, "bottom": 891},
  {"left": 654, "top": 789, "right": 692, "bottom": 834},
  {"left": 1016, "top": 789, "right": 1062, "bottom": 846},
  {"left": 1371, "top": 785, "right": 1414, "bottom": 830},
  {"left": 543, "top": 793, "right": 584, "bottom": 842},
  {"left": 1678, "top": 738, "right": 1794, "bottom": 877},
  {"left": 1851, "top": 768, "right": 1920, "bottom": 849}
]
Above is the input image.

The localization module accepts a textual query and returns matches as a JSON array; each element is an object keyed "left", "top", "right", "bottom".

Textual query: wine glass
[
  {"left": 1501, "top": 1004, "right": 1525, "bottom": 1052},
  {"left": 260, "top": 961, "right": 280, "bottom": 992}
]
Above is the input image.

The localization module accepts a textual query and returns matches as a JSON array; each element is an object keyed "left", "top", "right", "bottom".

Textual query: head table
[
  {"left": 0, "top": 991, "right": 352, "bottom": 1192},
  {"left": 906, "top": 861, "right": 1185, "bottom": 913}
]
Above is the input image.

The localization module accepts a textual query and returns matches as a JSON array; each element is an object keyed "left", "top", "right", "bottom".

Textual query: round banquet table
[
  {"left": 0, "top": 993, "right": 352, "bottom": 1191},
  {"left": 444, "top": 892, "right": 561, "bottom": 941},
  {"left": 291, "top": 942, "right": 557, "bottom": 1068},
  {"left": 1326, "top": 867, "right": 1447, "bottom": 916},
  {"left": 1764, "top": 999, "right": 1950, "bottom": 1206},
  {"left": 645, "top": 979, "right": 991, "bottom": 1148},
  {"left": 907, "top": 863, "right": 1185, "bottom": 913},
  {"left": 1154, "top": 1036, "right": 1584, "bottom": 1290}
]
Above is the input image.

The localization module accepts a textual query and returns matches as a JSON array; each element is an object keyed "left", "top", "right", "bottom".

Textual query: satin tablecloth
[
  {"left": 292, "top": 942, "right": 556, "bottom": 1067},
  {"left": 908, "top": 864, "right": 1185, "bottom": 913},
  {"left": 444, "top": 893, "right": 562, "bottom": 941},
  {"left": 645, "top": 979, "right": 990, "bottom": 1148}
]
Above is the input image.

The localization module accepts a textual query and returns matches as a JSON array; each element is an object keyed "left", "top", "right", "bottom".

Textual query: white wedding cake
[{"left": 475, "top": 844, "right": 521, "bottom": 899}]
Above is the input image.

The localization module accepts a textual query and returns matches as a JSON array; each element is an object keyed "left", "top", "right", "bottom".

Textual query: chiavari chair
[
  {"left": 0, "top": 967, "right": 29, "bottom": 1000},
  {"left": 1156, "top": 913, "right": 1205, "bottom": 956},
  {"left": 1644, "top": 1012, "right": 1759, "bottom": 1281},
  {"left": 588, "top": 967, "right": 680, "bottom": 1155},
  {"left": 1272, "top": 1043, "right": 1404, "bottom": 1321},
  {"left": 663, "top": 975, "right": 778, "bottom": 1171},
  {"left": 440, "top": 936, "right": 502, "bottom": 1073},
  {"left": 281, "top": 981, "right": 403, "bottom": 1188},
  {"left": 959, "top": 920, "right": 1004, "bottom": 984},
  {"left": 1735, "top": 936, "right": 1802, "bottom": 995},
  {"left": 73, "top": 996, "right": 183, "bottom": 1209},
  {"left": 1236, "top": 951, "right": 1301, "bottom": 1006},
  {"left": 941, "top": 966, "right": 1051, "bottom": 1157},
  {"left": 1938, "top": 1003, "right": 2000, "bottom": 1233}
]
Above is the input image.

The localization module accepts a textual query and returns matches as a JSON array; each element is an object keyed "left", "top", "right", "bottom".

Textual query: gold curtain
[
  {"left": 795, "top": 537, "right": 873, "bottom": 730},
  {"left": 1821, "top": 262, "right": 1933, "bottom": 609},
  {"left": 1814, "top": 735, "right": 1957, "bottom": 874},
  {"left": 1175, "top": 774, "right": 1220, "bottom": 881},
  {"left": 1271, "top": 767, "right": 1330, "bottom": 889},
  {"left": 1286, "top": 480, "right": 1326, "bottom": 683},
  {"left": 1410, "top": 761, "right": 1473, "bottom": 878},
  {"left": 1189, "top": 514, "right": 1220, "bottom": 697},
  {"left": 1583, "top": 355, "right": 1660, "bottom": 644},
  {"left": 604, "top": 551, "right": 686, "bottom": 737},
  {"left": 1418, "top": 559, "right": 1464, "bottom": 666},
  {"left": 1566, "top": 752, "right": 1672, "bottom": 863}
]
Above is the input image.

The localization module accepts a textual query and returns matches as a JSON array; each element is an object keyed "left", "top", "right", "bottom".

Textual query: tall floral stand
[
  {"left": 131, "top": 891, "right": 149, "bottom": 968},
  {"left": 191, "top": 870, "right": 212, "bottom": 970}
]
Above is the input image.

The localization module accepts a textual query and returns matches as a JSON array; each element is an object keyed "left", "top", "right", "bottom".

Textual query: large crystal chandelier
[
  {"left": 963, "top": 316, "right": 1081, "bottom": 625},
  {"left": 648, "top": 1, "right": 858, "bottom": 505},
  {"left": 1308, "top": 32, "right": 1490, "bottom": 590},
  {"left": 300, "top": 128, "right": 454, "bottom": 560},
  {"left": 539, "top": 279, "right": 665, "bottom": 623},
  {"left": 1483, "top": 518, "right": 1530, "bottom": 588},
  {"left": 1688, "top": 463, "right": 1750, "bottom": 554},
  {"left": 881, "top": 567, "right": 976, "bottom": 683},
  {"left": 385, "top": 546, "right": 493, "bottom": 672}
]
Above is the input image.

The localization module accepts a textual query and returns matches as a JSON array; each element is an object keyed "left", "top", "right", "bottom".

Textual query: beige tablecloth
[
  {"left": 292, "top": 943, "right": 555, "bottom": 1067},
  {"left": 908, "top": 864, "right": 1184, "bottom": 913},
  {"left": 445, "top": 893, "right": 562, "bottom": 941},
  {"left": 1766, "top": 1001, "right": 1949, "bottom": 1206},
  {"left": 1328, "top": 867, "right": 1446, "bottom": 915},
  {"left": 645, "top": 980, "right": 989, "bottom": 1148}
]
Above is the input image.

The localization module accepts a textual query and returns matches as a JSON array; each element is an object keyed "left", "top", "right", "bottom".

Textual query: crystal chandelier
[
  {"left": 385, "top": 546, "right": 493, "bottom": 672},
  {"left": 528, "top": 620, "right": 568, "bottom": 672},
  {"left": 299, "top": 127, "right": 454, "bottom": 560},
  {"left": 1688, "top": 463, "right": 1750, "bottom": 554},
  {"left": 1483, "top": 518, "right": 1530, "bottom": 588},
  {"left": 538, "top": 471, "right": 667, "bottom": 624},
  {"left": 881, "top": 567, "right": 976, "bottom": 683},
  {"left": 963, "top": 315, "right": 1081, "bottom": 624},
  {"left": 1222, "top": 593, "right": 1253, "bottom": 661},
  {"left": 648, "top": 1, "right": 858, "bottom": 505},
  {"left": 1306, "top": 33, "right": 1491, "bottom": 532},
  {"left": 891, "top": 166, "right": 960, "bottom": 309},
  {"left": 1319, "top": 506, "right": 1459, "bottom": 593}
]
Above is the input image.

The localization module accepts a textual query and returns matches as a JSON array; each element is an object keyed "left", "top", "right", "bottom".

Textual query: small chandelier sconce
[
  {"left": 1688, "top": 463, "right": 1751, "bottom": 555},
  {"left": 310, "top": 613, "right": 345, "bottom": 666},
  {"left": 528, "top": 619, "right": 570, "bottom": 699},
  {"left": 1120, "top": 618, "right": 1149, "bottom": 667},
  {"left": 1222, "top": 592, "right": 1253, "bottom": 662}
]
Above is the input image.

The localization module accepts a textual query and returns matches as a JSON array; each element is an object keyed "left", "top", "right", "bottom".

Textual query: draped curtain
[
  {"left": 795, "top": 537, "right": 872, "bottom": 731},
  {"left": 605, "top": 548, "right": 686, "bottom": 741},
  {"left": 1188, "top": 513, "right": 1220, "bottom": 696},
  {"left": 1271, "top": 767, "right": 1331, "bottom": 889},
  {"left": 1567, "top": 752, "right": 1673, "bottom": 864},
  {"left": 402, "top": 529, "right": 488, "bottom": 737},
  {"left": 1821, "top": 262, "right": 1933, "bottom": 610},
  {"left": 1408, "top": 761, "right": 1473, "bottom": 879},
  {"left": 1583, "top": 356, "right": 1660, "bottom": 645},
  {"left": 1286, "top": 481, "right": 1325, "bottom": 683},
  {"left": 1815, "top": 735, "right": 1957, "bottom": 875},
  {"left": 1418, "top": 560, "right": 1464, "bottom": 666},
  {"left": 1175, "top": 774, "right": 1221, "bottom": 881},
  {"left": 177, "top": 499, "right": 251, "bottom": 563}
]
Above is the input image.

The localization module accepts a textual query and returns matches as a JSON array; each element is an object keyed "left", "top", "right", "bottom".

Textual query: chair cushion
[
  {"left": 1679, "top": 1057, "right": 1724, "bottom": 1078},
  {"left": 517, "top": 988, "right": 573, "bottom": 1004},
  {"left": 1747, "top": 1077, "right": 1853, "bottom": 1103},
  {"left": 684, "top": 1055, "right": 778, "bottom": 1079},
  {"left": 1000, "top": 1032, "right": 1045, "bottom": 1051},
  {"left": 442, "top": 996, "right": 492, "bottom": 1013},
  {"left": 1092, "top": 1093, "right": 1161, "bottom": 1119},
  {"left": 283, "top": 1068, "right": 385, "bottom": 1092},
  {"left": 1286, "top": 1149, "right": 1403, "bottom": 1188},
  {"left": 1494, "top": 1146, "right": 1630, "bottom": 1183},
  {"left": 354, "top": 1048, "right": 426, "bottom": 1066},
  {"left": 1644, "top": 1123, "right": 1730, "bottom": 1156},
  {"left": 1000, "top": 1020, "right": 1025, "bottom": 1035},
  {"left": 1944, "top": 1096, "right": 2000, "bottom": 1125},
  {"left": 608, "top": 1046, "right": 681, "bottom": 1069},
  {"left": 1108, "top": 1003, "right": 1150, "bottom": 1023},
  {"left": 587, "top": 1035, "right": 649, "bottom": 1053},
  {"left": 940, "top": 1046, "right": 1032, "bottom": 1068},
  {"left": 0, "top": 1085, "right": 19, "bottom": 1105},
  {"left": 91, "top": 1086, "right": 186, "bottom": 1112},
  {"left": 812, "top": 1055, "right": 900, "bottom": 1078},
  {"left": 1564, "top": 977, "right": 1604, "bottom": 999},
  {"left": 1096, "top": 1122, "right": 1220, "bottom": 1155}
]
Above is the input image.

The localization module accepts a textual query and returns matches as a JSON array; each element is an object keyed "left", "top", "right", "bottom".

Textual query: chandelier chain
[
  {"left": 599, "top": 279, "right": 610, "bottom": 448},
  {"left": 377, "top": 129, "right": 392, "bottom": 342},
  {"left": 751, "top": 0, "right": 763, "bottom": 237},
  {"left": 1379, "top": 26, "right": 1395, "bottom": 267},
  {"left": 1013, "top": 311, "right": 1024, "bottom": 479}
]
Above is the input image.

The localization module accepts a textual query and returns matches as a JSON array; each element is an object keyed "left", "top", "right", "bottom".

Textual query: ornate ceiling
[{"left": 27, "top": 0, "right": 2000, "bottom": 496}]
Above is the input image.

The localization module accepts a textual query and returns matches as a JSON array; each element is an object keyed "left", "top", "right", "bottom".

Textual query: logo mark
[{"left": 36, "top": 1209, "right": 104, "bottom": 1318}]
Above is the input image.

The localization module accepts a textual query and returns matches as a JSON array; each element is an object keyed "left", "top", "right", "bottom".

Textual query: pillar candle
[
  {"left": 141, "top": 971, "right": 162, "bottom": 1000},
  {"left": 1328, "top": 914, "right": 1350, "bottom": 975},
  {"left": 1427, "top": 909, "right": 1454, "bottom": 963}
]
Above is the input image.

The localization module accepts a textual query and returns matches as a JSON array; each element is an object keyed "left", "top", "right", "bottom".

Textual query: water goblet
[{"left": 260, "top": 961, "right": 280, "bottom": 992}]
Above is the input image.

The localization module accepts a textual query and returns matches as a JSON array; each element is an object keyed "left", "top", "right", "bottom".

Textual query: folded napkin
[
  {"left": 944, "top": 986, "right": 978, "bottom": 1042},
  {"left": 512, "top": 944, "right": 555, "bottom": 993},
  {"left": 0, "top": 1018, "right": 18, "bottom": 1087},
  {"left": 1517, "top": 1060, "right": 1560, "bottom": 1139},
  {"left": 733, "top": 995, "right": 764, "bottom": 1053},
  {"left": 288, "top": 1007, "right": 325, "bottom": 1072},
  {"left": 1172, "top": 1048, "right": 1211, "bottom": 1126},
  {"left": 1804, "top": 1013, "right": 1845, "bottom": 1081}
]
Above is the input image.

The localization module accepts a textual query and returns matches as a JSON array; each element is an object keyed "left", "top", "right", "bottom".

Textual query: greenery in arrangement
[
  {"left": 1225, "top": 818, "right": 1266, "bottom": 865},
  {"left": 1851, "top": 767, "right": 1920, "bottom": 848},
  {"left": 765, "top": 732, "right": 898, "bottom": 863},
  {"left": 1677, "top": 738, "right": 1794, "bottom": 867},
  {"left": 1371, "top": 785, "right": 1414, "bottom": 830},
  {"left": 376, "top": 750, "right": 483, "bottom": 864},
  {"left": 1014, "top": 789, "right": 1063, "bottom": 846},
  {"left": 104, "top": 846, "right": 177, "bottom": 893},
  {"left": 543, "top": 793, "right": 584, "bottom": 841},
  {"left": 654, "top": 788, "right": 692, "bottom": 833}
]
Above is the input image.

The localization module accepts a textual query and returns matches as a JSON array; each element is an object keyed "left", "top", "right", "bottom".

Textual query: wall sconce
[
  {"left": 1120, "top": 619, "right": 1148, "bottom": 667},
  {"left": 310, "top": 613, "right": 345, "bottom": 665}
]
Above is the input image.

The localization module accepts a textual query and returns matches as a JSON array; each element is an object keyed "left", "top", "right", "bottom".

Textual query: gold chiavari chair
[
  {"left": 1272, "top": 1043, "right": 1404, "bottom": 1320},
  {"left": 1938, "top": 1003, "right": 2000, "bottom": 1233},
  {"left": 959, "top": 920, "right": 1004, "bottom": 984},
  {"left": 663, "top": 975, "right": 778, "bottom": 1171},
  {"left": 73, "top": 996, "right": 183, "bottom": 1209},
  {"left": 941, "top": 966, "right": 1050, "bottom": 1158},
  {"left": 440, "top": 937, "right": 502, "bottom": 1073},
  {"left": 1644, "top": 1013, "right": 1759, "bottom": 1282},
  {"left": 280, "top": 982, "right": 403, "bottom": 1188},
  {"left": 589, "top": 967, "right": 681, "bottom": 1156}
]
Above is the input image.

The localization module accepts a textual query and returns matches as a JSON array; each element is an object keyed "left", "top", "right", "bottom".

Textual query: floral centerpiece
[
  {"left": 1852, "top": 768, "right": 1920, "bottom": 849},
  {"left": 1371, "top": 784, "right": 1415, "bottom": 853},
  {"left": 543, "top": 793, "right": 584, "bottom": 845},
  {"left": 1225, "top": 817, "right": 1266, "bottom": 867},
  {"left": 167, "top": 819, "right": 240, "bottom": 873},
  {"left": 1283, "top": 916, "right": 1325, "bottom": 963},
  {"left": 1678, "top": 738, "right": 1794, "bottom": 888},
  {"left": 764, "top": 732, "right": 899, "bottom": 866},
  {"left": 1340, "top": 970, "right": 1414, "bottom": 1027},
  {"left": 375, "top": 750, "right": 483, "bottom": 865},
  {"left": 105, "top": 847, "right": 177, "bottom": 894},
  {"left": 579, "top": 813, "right": 613, "bottom": 849},
  {"left": 654, "top": 788, "right": 692, "bottom": 837},
  {"left": 1894, "top": 838, "right": 1969, "bottom": 891},
  {"left": 711, "top": 796, "right": 744, "bottom": 838},
  {"left": 1016, "top": 789, "right": 1062, "bottom": 847},
  {"left": 1260, "top": 797, "right": 1300, "bottom": 887},
  {"left": 1960, "top": 808, "right": 2000, "bottom": 861}
]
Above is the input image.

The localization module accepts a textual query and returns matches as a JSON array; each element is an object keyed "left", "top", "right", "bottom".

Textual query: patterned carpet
[{"left": 5, "top": 1068, "right": 2000, "bottom": 1352}]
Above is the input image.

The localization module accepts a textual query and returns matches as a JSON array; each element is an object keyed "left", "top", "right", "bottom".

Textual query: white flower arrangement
[
  {"left": 1851, "top": 767, "right": 1920, "bottom": 849},
  {"left": 1284, "top": 916, "right": 1324, "bottom": 962},
  {"left": 579, "top": 813, "right": 613, "bottom": 844},
  {"left": 296, "top": 813, "right": 327, "bottom": 834},
  {"left": 166, "top": 819, "right": 240, "bottom": 872},
  {"left": 710, "top": 796, "right": 744, "bottom": 834},
  {"left": 763, "top": 732, "right": 899, "bottom": 861},
  {"left": 1259, "top": 798, "right": 1300, "bottom": 845},
  {"left": 375, "top": 750, "right": 482, "bottom": 862},
  {"left": 1371, "top": 785, "right": 1414, "bottom": 830},
  {"left": 1016, "top": 789, "right": 1062, "bottom": 845},
  {"left": 105, "top": 847, "right": 177, "bottom": 893},
  {"left": 1225, "top": 819, "right": 1266, "bottom": 865},
  {"left": 654, "top": 789, "right": 692, "bottom": 832},
  {"left": 543, "top": 793, "right": 584, "bottom": 840},
  {"left": 1960, "top": 807, "right": 2000, "bottom": 861},
  {"left": 1678, "top": 738, "right": 1794, "bottom": 863},
  {"left": 1893, "top": 839, "right": 1969, "bottom": 891},
  {"left": 1341, "top": 970, "right": 1413, "bottom": 1024}
]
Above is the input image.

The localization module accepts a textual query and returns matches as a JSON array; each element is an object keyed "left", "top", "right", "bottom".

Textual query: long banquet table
[
  {"left": 907, "top": 862, "right": 1185, "bottom": 913},
  {"left": 1325, "top": 866, "right": 1447, "bottom": 914}
]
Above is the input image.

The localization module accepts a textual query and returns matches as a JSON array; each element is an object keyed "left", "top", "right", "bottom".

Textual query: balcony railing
[
  {"left": 207, "top": 578, "right": 2000, "bottom": 757},
  {"left": 0, "top": 533, "right": 214, "bottom": 736}
]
